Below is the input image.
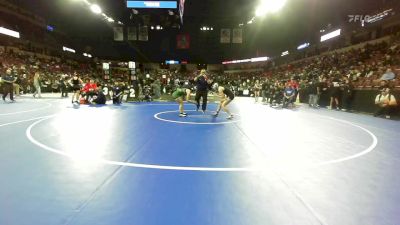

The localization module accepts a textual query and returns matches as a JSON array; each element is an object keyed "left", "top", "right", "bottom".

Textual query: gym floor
[{"left": 0, "top": 96, "right": 399, "bottom": 225}]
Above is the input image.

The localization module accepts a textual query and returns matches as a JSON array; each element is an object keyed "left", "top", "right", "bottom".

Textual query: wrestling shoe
[{"left": 179, "top": 113, "right": 187, "bottom": 117}]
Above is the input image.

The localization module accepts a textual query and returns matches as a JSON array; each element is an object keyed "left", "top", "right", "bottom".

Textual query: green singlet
[{"left": 172, "top": 88, "right": 185, "bottom": 99}]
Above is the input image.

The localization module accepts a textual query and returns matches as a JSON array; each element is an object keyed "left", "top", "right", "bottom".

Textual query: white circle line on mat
[
  {"left": 154, "top": 110, "right": 240, "bottom": 125},
  {"left": 0, "top": 102, "right": 52, "bottom": 116},
  {"left": 26, "top": 115, "right": 378, "bottom": 172}
]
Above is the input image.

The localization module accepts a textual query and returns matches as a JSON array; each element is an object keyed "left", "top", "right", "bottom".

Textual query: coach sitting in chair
[
  {"left": 92, "top": 86, "right": 106, "bottom": 105},
  {"left": 83, "top": 78, "right": 97, "bottom": 103},
  {"left": 374, "top": 87, "right": 398, "bottom": 119},
  {"left": 282, "top": 83, "right": 296, "bottom": 108}
]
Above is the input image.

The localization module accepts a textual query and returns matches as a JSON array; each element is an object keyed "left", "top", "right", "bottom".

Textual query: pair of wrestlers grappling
[{"left": 172, "top": 70, "right": 235, "bottom": 120}]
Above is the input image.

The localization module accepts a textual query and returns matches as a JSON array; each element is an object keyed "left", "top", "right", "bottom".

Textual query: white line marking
[
  {"left": 26, "top": 118, "right": 253, "bottom": 171},
  {"left": 26, "top": 114, "right": 378, "bottom": 172},
  {"left": 0, "top": 102, "right": 52, "bottom": 116},
  {"left": 309, "top": 117, "right": 378, "bottom": 168},
  {"left": 154, "top": 110, "right": 240, "bottom": 125},
  {"left": 0, "top": 115, "right": 56, "bottom": 128},
  {"left": 277, "top": 174, "right": 329, "bottom": 225}
]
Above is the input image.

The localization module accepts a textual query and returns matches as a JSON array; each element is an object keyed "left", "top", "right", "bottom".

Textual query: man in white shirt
[{"left": 374, "top": 87, "right": 398, "bottom": 119}]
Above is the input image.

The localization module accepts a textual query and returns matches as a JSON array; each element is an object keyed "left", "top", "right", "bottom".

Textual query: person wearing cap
[
  {"left": 2, "top": 68, "right": 17, "bottom": 102},
  {"left": 374, "top": 87, "right": 397, "bottom": 119},
  {"left": 194, "top": 69, "right": 211, "bottom": 113}
]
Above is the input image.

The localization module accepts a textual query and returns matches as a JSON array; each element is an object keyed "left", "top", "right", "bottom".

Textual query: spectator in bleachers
[{"left": 379, "top": 68, "right": 396, "bottom": 81}]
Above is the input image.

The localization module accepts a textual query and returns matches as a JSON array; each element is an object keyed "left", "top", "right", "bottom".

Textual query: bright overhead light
[
  {"left": 0, "top": 27, "right": 20, "bottom": 38},
  {"left": 210, "top": 27, "right": 213, "bottom": 30},
  {"left": 321, "top": 29, "right": 341, "bottom": 42},
  {"left": 82, "top": 0, "right": 90, "bottom": 6},
  {"left": 256, "top": 0, "right": 287, "bottom": 17},
  {"left": 297, "top": 42, "right": 310, "bottom": 50},
  {"left": 63, "top": 46, "right": 76, "bottom": 53},
  {"left": 107, "top": 17, "right": 114, "bottom": 22},
  {"left": 90, "top": 4, "right": 102, "bottom": 14},
  {"left": 247, "top": 20, "right": 253, "bottom": 24}
]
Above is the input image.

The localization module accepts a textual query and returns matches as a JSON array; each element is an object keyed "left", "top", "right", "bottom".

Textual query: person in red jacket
[{"left": 83, "top": 79, "right": 98, "bottom": 103}]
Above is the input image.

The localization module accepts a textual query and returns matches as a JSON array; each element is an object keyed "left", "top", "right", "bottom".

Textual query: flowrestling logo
[
  {"left": 348, "top": 15, "right": 370, "bottom": 23},
  {"left": 348, "top": 9, "right": 394, "bottom": 23}
]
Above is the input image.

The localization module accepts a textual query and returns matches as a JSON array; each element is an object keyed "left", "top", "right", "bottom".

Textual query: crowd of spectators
[{"left": 1, "top": 32, "right": 399, "bottom": 117}]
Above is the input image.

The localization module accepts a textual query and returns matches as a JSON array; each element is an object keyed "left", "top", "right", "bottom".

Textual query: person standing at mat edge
[
  {"left": 1, "top": 68, "right": 17, "bottom": 102},
  {"left": 194, "top": 69, "right": 211, "bottom": 113},
  {"left": 69, "top": 73, "right": 83, "bottom": 104},
  {"left": 214, "top": 85, "right": 235, "bottom": 119},
  {"left": 33, "top": 72, "right": 42, "bottom": 98}
]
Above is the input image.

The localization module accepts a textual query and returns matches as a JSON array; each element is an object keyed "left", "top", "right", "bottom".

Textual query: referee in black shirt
[{"left": 194, "top": 69, "right": 211, "bottom": 113}]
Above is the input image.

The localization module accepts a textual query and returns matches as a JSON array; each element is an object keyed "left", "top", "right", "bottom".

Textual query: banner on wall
[
  {"left": 177, "top": 34, "right": 190, "bottom": 49},
  {"left": 179, "top": 0, "right": 186, "bottom": 24},
  {"left": 113, "top": 27, "right": 124, "bottom": 41},
  {"left": 127, "top": 27, "right": 137, "bottom": 41},
  {"left": 232, "top": 28, "right": 243, "bottom": 43},
  {"left": 138, "top": 26, "right": 148, "bottom": 41},
  {"left": 220, "top": 29, "right": 231, "bottom": 43}
]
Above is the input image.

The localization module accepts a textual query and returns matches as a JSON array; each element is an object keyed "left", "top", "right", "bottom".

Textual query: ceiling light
[
  {"left": 90, "top": 4, "right": 102, "bottom": 14},
  {"left": 256, "top": 0, "right": 287, "bottom": 17}
]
